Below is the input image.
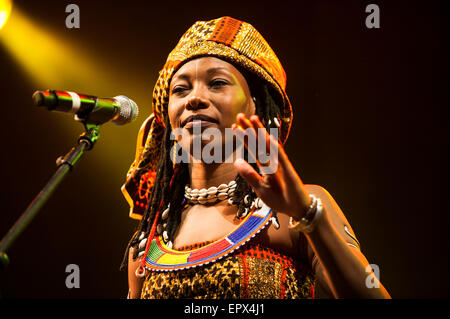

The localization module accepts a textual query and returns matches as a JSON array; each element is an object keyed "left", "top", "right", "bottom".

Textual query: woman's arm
[
  {"left": 305, "top": 185, "right": 391, "bottom": 298},
  {"left": 128, "top": 247, "right": 144, "bottom": 299},
  {"left": 233, "top": 113, "right": 391, "bottom": 299}
]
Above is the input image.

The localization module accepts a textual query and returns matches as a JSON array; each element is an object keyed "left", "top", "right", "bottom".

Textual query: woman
[{"left": 120, "top": 16, "right": 391, "bottom": 299}]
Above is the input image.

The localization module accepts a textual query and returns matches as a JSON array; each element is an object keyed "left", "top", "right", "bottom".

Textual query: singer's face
[{"left": 168, "top": 57, "right": 255, "bottom": 151}]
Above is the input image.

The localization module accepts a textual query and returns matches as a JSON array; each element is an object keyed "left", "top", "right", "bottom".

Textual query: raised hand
[{"left": 232, "top": 113, "right": 312, "bottom": 220}]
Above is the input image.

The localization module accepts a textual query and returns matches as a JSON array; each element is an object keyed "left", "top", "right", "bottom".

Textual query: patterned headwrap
[{"left": 122, "top": 16, "right": 293, "bottom": 219}]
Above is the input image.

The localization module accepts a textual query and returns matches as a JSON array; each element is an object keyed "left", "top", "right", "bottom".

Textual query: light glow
[
  {"left": 0, "top": 4, "right": 153, "bottom": 188},
  {"left": 0, "top": 5, "right": 105, "bottom": 88},
  {"left": 0, "top": 0, "right": 13, "bottom": 30}
]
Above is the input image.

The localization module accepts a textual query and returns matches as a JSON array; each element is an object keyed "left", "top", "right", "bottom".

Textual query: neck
[{"left": 189, "top": 161, "right": 238, "bottom": 190}]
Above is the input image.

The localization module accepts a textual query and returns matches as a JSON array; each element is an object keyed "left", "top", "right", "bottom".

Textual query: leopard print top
[{"left": 140, "top": 242, "right": 315, "bottom": 299}]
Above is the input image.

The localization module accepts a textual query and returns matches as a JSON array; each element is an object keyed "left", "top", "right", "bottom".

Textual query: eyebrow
[
  {"left": 172, "top": 67, "right": 230, "bottom": 83},
  {"left": 206, "top": 67, "right": 228, "bottom": 75}
]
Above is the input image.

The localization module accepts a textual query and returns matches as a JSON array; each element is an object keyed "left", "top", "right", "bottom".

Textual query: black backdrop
[{"left": 0, "top": 0, "right": 448, "bottom": 298}]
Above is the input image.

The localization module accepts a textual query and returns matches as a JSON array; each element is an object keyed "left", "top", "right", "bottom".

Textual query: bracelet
[{"left": 288, "top": 194, "right": 324, "bottom": 233}]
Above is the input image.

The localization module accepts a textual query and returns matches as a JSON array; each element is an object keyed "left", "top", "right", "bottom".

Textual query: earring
[{"left": 252, "top": 96, "right": 256, "bottom": 103}]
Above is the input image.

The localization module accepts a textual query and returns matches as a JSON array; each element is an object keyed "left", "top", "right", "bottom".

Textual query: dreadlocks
[{"left": 120, "top": 73, "right": 284, "bottom": 271}]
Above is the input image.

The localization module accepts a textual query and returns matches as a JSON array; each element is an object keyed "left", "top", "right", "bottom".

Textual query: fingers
[
  {"left": 240, "top": 114, "right": 303, "bottom": 190},
  {"left": 234, "top": 158, "right": 263, "bottom": 191},
  {"left": 232, "top": 118, "right": 258, "bottom": 165},
  {"left": 248, "top": 114, "right": 291, "bottom": 168},
  {"left": 248, "top": 115, "right": 275, "bottom": 159},
  {"left": 234, "top": 113, "right": 284, "bottom": 174}
]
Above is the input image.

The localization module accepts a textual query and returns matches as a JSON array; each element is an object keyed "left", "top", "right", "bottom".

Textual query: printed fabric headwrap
[{"left": 122, "top": 16, "right": 293, "bottom": 220}]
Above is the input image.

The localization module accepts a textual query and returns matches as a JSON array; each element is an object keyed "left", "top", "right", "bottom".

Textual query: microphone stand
[{"left": 0, "top": 122, "right": 100, "bottom": 269}]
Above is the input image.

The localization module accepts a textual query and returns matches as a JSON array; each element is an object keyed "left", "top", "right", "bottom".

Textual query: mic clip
[
  {"left": 77, "top": 122, "right": 100, "bottom": 151},
  {"left": 74, "top": 114, "right": 84, "bottom": 122}
]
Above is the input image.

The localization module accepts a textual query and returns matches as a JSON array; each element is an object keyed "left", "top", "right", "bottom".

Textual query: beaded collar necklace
[{"left": 140, "top": 202, "right": 273, "bottom": 272}]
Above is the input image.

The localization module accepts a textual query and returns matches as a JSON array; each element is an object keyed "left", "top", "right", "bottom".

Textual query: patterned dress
[{"left": 140, "top": 241, "right": 315, "bottom": 299}]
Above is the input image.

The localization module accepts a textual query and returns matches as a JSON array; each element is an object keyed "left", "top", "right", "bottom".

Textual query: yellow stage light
[
  {"left": 0, "top": 4, "right": 152, "bottom": 101},
  {"left": 0, "top": 4, "right": 153, "bottom": 188},
  {"left": 0, "top": 0, "right": 13, "bottom": 30}
]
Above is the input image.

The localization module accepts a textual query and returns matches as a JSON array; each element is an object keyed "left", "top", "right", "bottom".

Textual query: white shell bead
[
  {"left": 257, "top": 198, "right": 263, "bottom": 208},
  {"left": 138, "top": 238, "right": 147, "bottom": 250},
  {"left": 162, "top": 207, "right": 170, "bottom": 220},
  {"left": 271, "top": 217, "right": 280, "bottom": 229},
  {"left": 163, "top": 231, "right": 169, "bottom": 242},
  {"left": 217, "top": 184, "right": 228, "bottom": 190},
  {"left": 207, "top": 187, "right": 218, "bottom": 195},
  {"left": 274, "top": 117, "right": 280, "bottom": 127},
  {"left": 217, "top": 193, "right": 228, "bottom": 200},
  {"left": 207, "top": 196, "right": 216, "bottom": 203},
  {"left": 228, "top": 180, "right": 236, "bottom": 187}
]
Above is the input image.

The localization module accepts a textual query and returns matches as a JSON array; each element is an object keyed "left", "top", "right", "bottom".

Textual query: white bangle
[{"left": 288, "top": 195, "right": 324, "bottom": 233}]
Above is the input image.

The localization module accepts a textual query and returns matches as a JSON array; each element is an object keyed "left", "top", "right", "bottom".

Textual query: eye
[
  {"left": 210, "top": 79, "right": 228, "bottom": 88},
  {"left": 171, "top": 86, "right": 187, "bottom": 95}
]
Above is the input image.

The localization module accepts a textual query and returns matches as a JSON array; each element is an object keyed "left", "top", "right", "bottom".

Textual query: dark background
[{"left": 0, "top": 0, "right": 448, "bottom": 298}]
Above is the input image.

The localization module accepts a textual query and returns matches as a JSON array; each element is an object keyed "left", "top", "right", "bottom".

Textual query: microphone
[{"left": 32, "top": 89, "right": 139, "bottom": 125}]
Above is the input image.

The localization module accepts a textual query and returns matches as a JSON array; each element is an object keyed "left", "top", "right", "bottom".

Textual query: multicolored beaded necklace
[{"left": 138, "top": 202, "right": 273, "bottom": 273}]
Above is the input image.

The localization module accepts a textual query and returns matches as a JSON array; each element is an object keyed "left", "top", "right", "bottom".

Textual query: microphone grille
[{"left": 113, "top": 95, "right": 139, "bottom": 125}]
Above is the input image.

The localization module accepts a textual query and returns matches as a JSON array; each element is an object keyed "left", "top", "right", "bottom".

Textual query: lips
[{"left": 181, "top": 114, "right": 219, "bottom": 128}]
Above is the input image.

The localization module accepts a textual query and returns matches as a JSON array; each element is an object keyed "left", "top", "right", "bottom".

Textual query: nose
[{"left": 185, "top": 86, "right": 210, "bottom": 111}]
